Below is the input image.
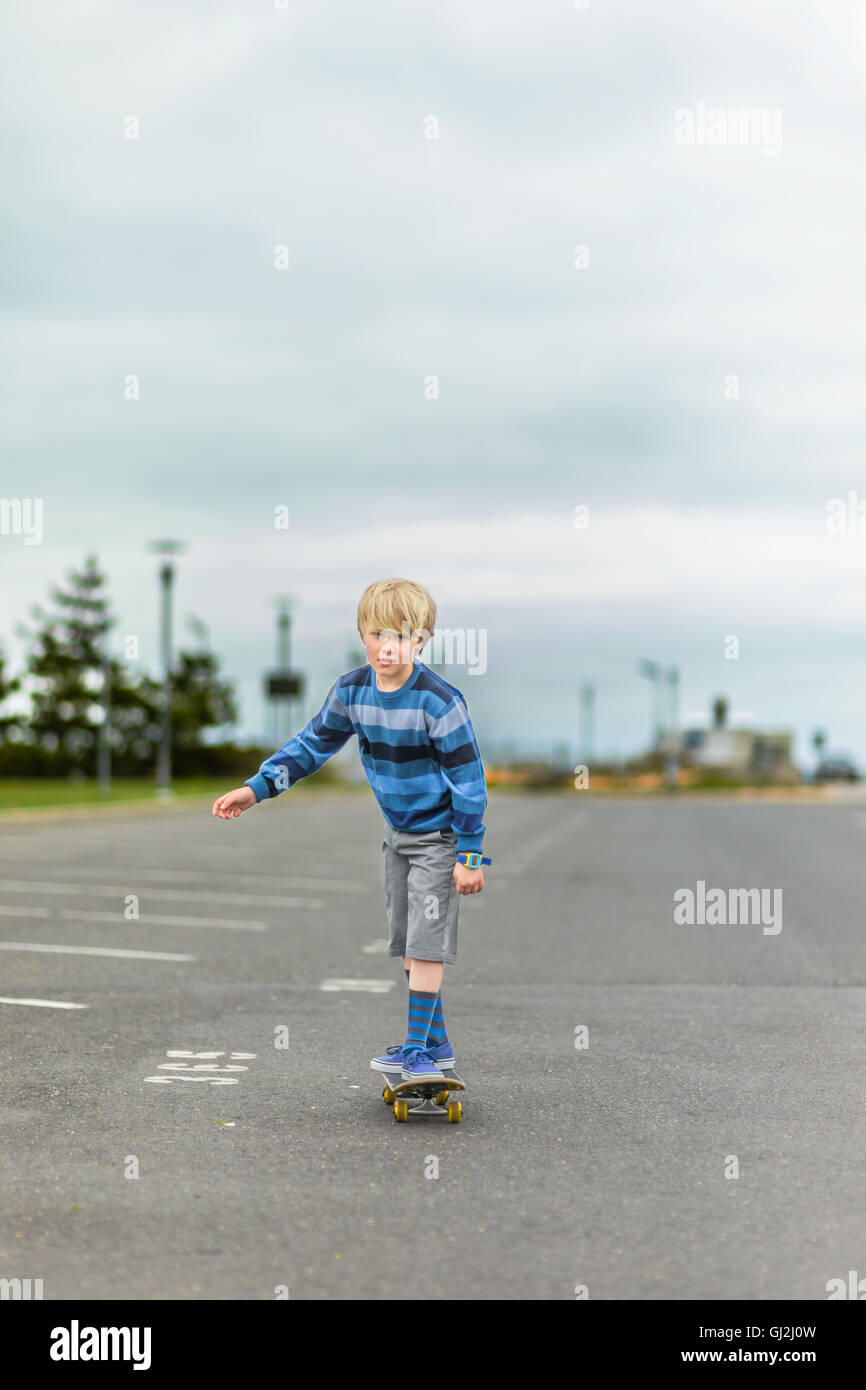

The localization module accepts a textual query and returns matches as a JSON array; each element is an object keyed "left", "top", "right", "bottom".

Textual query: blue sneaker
[
  {"left": 401, "top": 1048, "right": 440, "bottom": 1082},
  {"left": 426, "top": 1042, "right": 455, "bottom": 1069},
  {"left": 370, "top": 1042, "right": 456, "bottom": 1073},
  {"left": 370, "top": 1045, "right": 405, "bottom": 1074}
]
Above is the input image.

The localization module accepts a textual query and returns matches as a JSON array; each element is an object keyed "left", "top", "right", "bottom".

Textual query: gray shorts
[{"left": 382, "top": 819, "right": 460, "bottom": 964}]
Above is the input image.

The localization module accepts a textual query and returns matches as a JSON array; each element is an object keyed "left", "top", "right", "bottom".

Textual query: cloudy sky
[{"left": 2, "top": 0, "right": 865, "bottom": 766}]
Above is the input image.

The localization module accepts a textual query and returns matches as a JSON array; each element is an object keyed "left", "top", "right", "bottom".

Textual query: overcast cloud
[{"left": 2, "top": 0, "right": 865, "bottom": 764}]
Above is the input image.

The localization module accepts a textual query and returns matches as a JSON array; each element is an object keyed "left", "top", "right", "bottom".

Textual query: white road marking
[
  {"left": 0, "top": 845, "right": 370, "bottom": 890},
  {"left": 0, "top": 905, "right": 50, "bottom": 916},
  {"left": 361, "top": 939, "right": 390, "bottom": 953},
  {"left": 58, "top": 909, "right": 266, "bottom": 930},
  {"left": 144, "top": 1049, "right": 257, "bottom": 1086},
  {"left": 144, "top": 1075, "right": 238, "bottom": 1085},
  {"left": 319, "top": 978, "right": 395, "bottom": 993},
  {"left": 167, "top": 1051, "right": 256, "bottom": 1059},
  {"left": 0, "top": 995, "right": 88, "bottom": 1009},
  {"left": 0, "top": 880, "right": 323, "bottom": 908},
  {"left": 0, "top": 861, "right": 369, "bottom": 895},
  {"left": 158, "top": 1063, "right": 249, "bottom": 1071},
  {"left": 0, "top": 942, "right": 195, "bottom": 961}
]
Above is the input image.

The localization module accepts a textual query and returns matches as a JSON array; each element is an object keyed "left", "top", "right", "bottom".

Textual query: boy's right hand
[{"left": 212, "top": 786, "right": 258, "bottom": 819}]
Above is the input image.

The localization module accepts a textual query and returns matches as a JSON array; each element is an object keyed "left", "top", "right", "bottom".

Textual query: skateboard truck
[{"left": 380, "top": 1068, "right": 465, "bottom": 1123}]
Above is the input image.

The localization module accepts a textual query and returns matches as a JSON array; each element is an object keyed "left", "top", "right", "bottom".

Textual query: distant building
[{"left": 678, "top": 726, "right": 798, "bottom": 783}]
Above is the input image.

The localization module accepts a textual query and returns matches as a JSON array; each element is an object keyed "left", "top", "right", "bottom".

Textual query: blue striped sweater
[{"left": 245, "top": 662, "right": 488, "bottom": 853}]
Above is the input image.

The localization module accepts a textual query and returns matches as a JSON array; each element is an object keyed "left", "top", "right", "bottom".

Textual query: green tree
[
  {"left": 133, "top": 646, "right": 239, "bottom": 774},
  {"left": 0, "top": 642, "right": 23, "bottom": 739},
  {"left": 104, "top": 658, "right": 163, "bottom": 773},
  {"left": 169, "top": 648, "right": 239, "bottom": 751},
  {"left": 16, "top": 554, "right": 114, "bottom": 774}
]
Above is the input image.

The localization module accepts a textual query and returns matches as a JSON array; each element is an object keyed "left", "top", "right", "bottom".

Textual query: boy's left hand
[{"left": 453, "top": 862, "right": 483, "bottom": 895}]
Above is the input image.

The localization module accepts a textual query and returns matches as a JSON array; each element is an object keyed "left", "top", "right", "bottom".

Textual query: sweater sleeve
[
  {"left": 427, "top": 693, "right": 487, "bottom": 853},
  {"left": 245, "top": 678, "right": 355, "bottom": 802}
]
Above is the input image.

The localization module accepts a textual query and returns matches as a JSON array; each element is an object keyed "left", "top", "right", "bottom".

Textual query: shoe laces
[{"left": 403, "top": 1047, "right": 433, "bottom": 1067}]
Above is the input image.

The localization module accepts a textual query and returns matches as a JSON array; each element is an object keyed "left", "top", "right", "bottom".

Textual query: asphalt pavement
[{"left": 0, "top": 787, "right": 863, "bottom": 1300}]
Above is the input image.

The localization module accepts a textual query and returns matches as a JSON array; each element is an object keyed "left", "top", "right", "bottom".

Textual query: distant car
[{"left": 814, "top": 757, "right": 860, "bottom": 782}]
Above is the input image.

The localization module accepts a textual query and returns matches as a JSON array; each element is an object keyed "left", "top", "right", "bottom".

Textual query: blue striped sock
[
  {"left": 404, "top": 990, "right": 437, "bottom": 1052},
  {"left": 426, "top": 992, "right": 448, "bottom": 1047}
]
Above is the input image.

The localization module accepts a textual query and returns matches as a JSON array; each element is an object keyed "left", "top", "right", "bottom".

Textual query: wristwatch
[{"left": 456, "top": 852, "right": 491, "bottom": 869}]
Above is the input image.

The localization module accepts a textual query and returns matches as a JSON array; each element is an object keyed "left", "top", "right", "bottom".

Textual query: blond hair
[{"left": 357, "top": 578, "right": 436, "bottom": 649}]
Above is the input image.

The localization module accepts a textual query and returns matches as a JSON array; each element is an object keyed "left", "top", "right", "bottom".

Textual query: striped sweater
[{"left": 245, "top": 662, "right": 487, "bottom": 853}]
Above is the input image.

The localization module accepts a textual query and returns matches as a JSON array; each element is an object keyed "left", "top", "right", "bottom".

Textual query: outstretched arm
[{"left": 245, "top": 678, "right": 355, "bottom": 802}]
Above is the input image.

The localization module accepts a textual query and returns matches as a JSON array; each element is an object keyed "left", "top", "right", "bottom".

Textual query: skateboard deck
[{"left": 379, "top": 1067, "right": 465, "bottom": 1123}]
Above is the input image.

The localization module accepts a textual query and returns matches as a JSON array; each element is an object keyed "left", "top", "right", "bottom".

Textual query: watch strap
[{"left": 456, "top": 852, "right": 491, "bottom": 869}]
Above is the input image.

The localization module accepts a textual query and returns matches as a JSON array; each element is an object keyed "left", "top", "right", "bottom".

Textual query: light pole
[
  {"left": 637, "top": 659, "right": 662, "bottom": 753},
  {"left": 149, "top": 540, "right": 186, "bottom": 796},
  {"left": 275, "top": 594, "right": 292, "bottom": 745},
  {"left": 264, "top": 595, "right": 304, "bottom": 746},
  {"left": 665, "top": 665, "right": 680, "bottom": 789},
  {"left": 579, "top": 683, "right": 595, "bottom": 764}
]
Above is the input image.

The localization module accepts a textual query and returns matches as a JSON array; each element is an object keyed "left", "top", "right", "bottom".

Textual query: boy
[{"left": 212, "top": 578, "right": 489, "bottom": 1085}]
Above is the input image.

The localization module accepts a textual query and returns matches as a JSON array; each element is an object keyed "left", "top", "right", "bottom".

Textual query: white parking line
[
  {"left": 0, "top": 942, "right": 195, "bottom": 961},
  {"left": 0, "top": 996, "right": 88, "bottom": 1009},
  {"left": 0, "top": 880, "right": 324, "bottom": 908},
  {"left": 0, "top": 831, "right": 372, "bottom": 860},
  {"left": 57, "top": 910, "right": 266, "bottom": 929},
  {"left": 0, "top": 862, "right": 369, "bottom": 892},
  {"left": 319, "top": 978, "right": 395, "bottom": 993}
]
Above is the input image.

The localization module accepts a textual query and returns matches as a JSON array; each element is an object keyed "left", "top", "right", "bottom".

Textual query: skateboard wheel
[
  {"left": 394, "top": 1100, "right": 409, "bottom": 1122},
  {"left": 433, "top": 1090, "right": 449, "bottom": 1106},
  {"left": 382, "top": 1085, "right": 395, "bottom": 1104},
  {"left": 447, "top": 1101, "right": 462, "bottom": 1123}
]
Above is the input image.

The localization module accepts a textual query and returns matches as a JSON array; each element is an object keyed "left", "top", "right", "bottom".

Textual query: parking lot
[{"left": 0, "top": 788, "right": 863, "bottom": 1299}]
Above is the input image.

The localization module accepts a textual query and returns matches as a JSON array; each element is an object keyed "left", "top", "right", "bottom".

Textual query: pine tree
[
  {"left": 17, "top": 555, "right": 114, "bottom": 775},
  {"left": 15, "top": 557, "right": 241, "bottom": 779},
  {"left": 0, "top": 642, "right": 23, "bottom": 739}
]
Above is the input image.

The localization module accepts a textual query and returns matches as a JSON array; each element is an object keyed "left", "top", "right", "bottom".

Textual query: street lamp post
[
  {"left": 264, "top": 595, "right": 305, "bottom": 748},
  {"left": 637, "top": 659, "right": 662, "bottom": 752},
  {"left": 149, "top": 540, "right": 186, "bottom": 796},
  {"left": 665, "top": 665, "right": 680, "bottom": 789},
  {"left": 579, "top": 683, "right": 595, "bottom": 764},
  {"left": 277, "top": 600, "right": 292, "bottom": 743}
]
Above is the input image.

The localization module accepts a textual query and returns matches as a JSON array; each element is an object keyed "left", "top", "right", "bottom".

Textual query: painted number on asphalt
[{"left": 144, "top": 1049, "right": 257, "bottom": 1086}]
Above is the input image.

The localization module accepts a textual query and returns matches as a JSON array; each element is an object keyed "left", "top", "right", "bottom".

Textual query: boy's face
[{"left": 360, "top": 624, "right": 424, "bottom": 673}]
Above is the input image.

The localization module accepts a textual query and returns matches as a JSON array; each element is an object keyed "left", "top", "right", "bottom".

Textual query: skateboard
[{"left": 379, "top": 1067, "right": 465, "bottom": 1123}]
